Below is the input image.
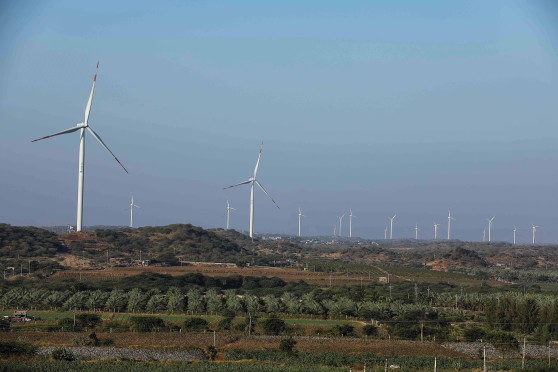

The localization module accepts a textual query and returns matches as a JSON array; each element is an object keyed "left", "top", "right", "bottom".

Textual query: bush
[
  {"left": 58, "top": 318, "right": 82, "bottom": 331},
  {"left": 486, "top": 330, "right": 519, "bottom": 352},
  {"left": 0, "top": 319, "right": 10, "bottom": 332},
  {"left": 207, "top": 345, "right": 217, "bottom": 360},
  {"left": 333, "top": 324, "right": 356, "bottom": 337},
  {"left": 184, "top": 317, "right": 209, "bottom": 332},
  {"left": 75, "top": 314, "right": 102, "bottom": 329},
  {"left": 129, "top": 316, "right": 166, "bottom": 332},
  {"left": 261, "top": 316, "right": 287, "bottom": 336},
  {"left": 217, "top": 316, "right": 234, "bottom": 331},
  {"left": 362, "top": 324, "right": 378, "bottom": 337},
  {"left": 51, "top": 348, "right": 76, "bottom": 361},
  {"left": 463, "top": 326, "right": 486, "bottom": 342},
  {"left": 0, "top": 341, "right": 37, "bottom": 357},
  {"left": 279, "top": 337, "right": 297, "bottom": 353}
]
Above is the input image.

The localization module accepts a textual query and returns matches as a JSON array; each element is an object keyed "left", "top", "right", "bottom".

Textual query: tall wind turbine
[
  {"left": 482, "top": 228, "right": 486, "bottom": 242},
  {"left": 226, "top": 200, "right": 236, "bottom": 230},
  {"left": 389, "top": 214, "right": 396, "bottom": 240},
  {"left": 349, "top": 209, "right": 357, "bottom": 238},
  {"left": 384, "top": 226, "right": 387, "bottom": 240},
  {"left": 487, "top": 217, "right": 495, "bottom": 242},
  {"left": 129, "top": 193, "right": 140, "bottom": 228},
  {"left": 297, "top": 207, "right": 305, "bottom": 237},
  {"left": 337, "top": 214, "right": 346, "bottom": 237},
  {"left": 447, "top": 210, "right": 455, "bottom": 240},
  {"left": 532, "top": 224, "right": 539, "bottom": 245},
  {"left": 414, "top": 223, "right": 419, "bottom": 240},
  {"left": 513, "top": 226, "right": 517, "bottom": 245},
  {"left": 32, "top": 63, "right": 128, "bottom": 232},
  {"left": 223, "top": 143, "right": 279, "bottom": 239},
  {"left": 433, "top": 222, "right": 439, "bottom": 240}
]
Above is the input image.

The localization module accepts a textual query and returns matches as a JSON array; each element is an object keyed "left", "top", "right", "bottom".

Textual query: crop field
[{"left": 46, "top": 263, "right": 504, "bottom": 288}]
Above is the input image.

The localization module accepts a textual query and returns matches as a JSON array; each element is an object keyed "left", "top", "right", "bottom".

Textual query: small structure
[
  {"left": 3, "top": 310, "right": 32, "bottom": 322},
  {"left": 141, "top": 259, "right": 151, "bottom": 267},
  {"left": 378, "top": 276, "right": 389, "bottom": 283}
]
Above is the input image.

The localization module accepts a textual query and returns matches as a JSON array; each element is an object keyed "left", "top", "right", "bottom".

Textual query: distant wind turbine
[
  {"left": 384, "top": 226, "right": 387, "bottom": 240},
  {"left": 433, "top": 222, "right": 440, "bottom": 240},
  {"left": 32, "top": 63, "right": 128, "bottom": 232},
  {"left": 532, "top": 224, "right": 539, "bottom": 245},
  {"left": 223, "top": 143, "right": 279, "bottom": 239},
  {"left": 337, "top": 214, "right": 345, "bottom": 237},
  {"left": 487, "top": 217, "right": 495, "bottom": 242},
  {"left": 414, "top": 224, "right": 419, "bottom": 240},
  {"left": 482, "top": 228, "right": 486, "bottom": 242},
  {"left": 297, "top": 207, "right": 305, "bottom": 237},
  {"left": 226, "top": 200, "right": 236, "bottom": 230},
  {"left": 447, "top": 210, "right": 455, "bottom": 240},
  {"left": 349, "top": 209, "right": 357, "bottom": 238},
  {"left": 129, "top": 193, "right": 140, "bottom": 228},
  {"left": 513, "top": 226, "right": 517, "bottom": 245},
  {"left": 389, "top": 214, "right": 396, "bottom": 240}
]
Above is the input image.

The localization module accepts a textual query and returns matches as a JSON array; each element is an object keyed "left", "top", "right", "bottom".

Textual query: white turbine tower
[
  {"left": 532, "top": 224, "right": 539, "bottom": 245},
  {"left": 337, "top": 214, "right": 346, "bottom": 237},
  {"left": 513, "top": 226, "right": 517, "bottom": 245},
  {"left": 223, "top": 143, "right": 279, "bottom": 239},
  {"left": 349, "top": 209, "right": 357, "bottom": 238},
  {"left": 129, "top": 193, "right": 140, "bottom": 228},
  {"left": 433, "top": 222, "right": 440, "bottom": 240},
  {"left": 487, "top": 216, "right": 495, "bottom": 242},
  {"left": 226, "top": 200, "right": 236, "bottom": 230},
  {"left": 447, "top": 210, "right": 455, "bottom": 240},
  {"left": 482, "top": 228, "right": 486, "bottom": 242},
  {"left": 32, "top": 63, "right": 128, "bottom": 232},
  {"left": 297, "top": 207, "right": 305, "bottom": 237},
  {"left": 388, "top": 214, "right": 396, "bottom": 240},
  {"left": 414, "top": 223, "right": 419, "bottom": 240},
  {"left": 384, "top": 226, "right": 387, "bottom": 240}
]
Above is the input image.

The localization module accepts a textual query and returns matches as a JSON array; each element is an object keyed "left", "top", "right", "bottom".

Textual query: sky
[{"left": 1, "top": 0, "right": 558, "bottom": 243}]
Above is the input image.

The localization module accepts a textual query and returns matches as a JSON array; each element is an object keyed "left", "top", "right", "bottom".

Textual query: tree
[
  {"left": 187, "top": 289, "right": 204, "bottom": 314},
  {"left": 281, "top": 292, "right": 301, "bottom": 315},
  {"left": 104, "top": 289, "right": 128, "bottom": 313},
  {"left": 205, "top": 288, "right": 222, "bottom": 315},
  {"left": 263, "top": 295, "right": 282, "bottom": 313},
  {"left": 166, "top": 287, "right": 184, "bottom": 313},
  {"left": 261, "top": 316, "right": 287, "bottom": 336},
  {"left": 127, "top": 288, "right": 145, "bottom": 313}
]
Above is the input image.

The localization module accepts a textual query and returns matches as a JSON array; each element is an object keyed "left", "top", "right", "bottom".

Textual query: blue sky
[{"left": 1, "top": 1, "right": 558, "bottom": 243}]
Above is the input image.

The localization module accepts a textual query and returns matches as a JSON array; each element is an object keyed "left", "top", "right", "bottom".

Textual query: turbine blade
[
  {"left": 86, "top": 126, "right": 128, "bottom": 173},
  {"left": 253, "top": 142, "right": 263, "bottom": 178},
  {"left": 31, "top": 125, "right": 84, "bottom": 142},
  {"left": 223, "top": 179, "right": 252, "bottom": 189},
  {"left": 255, "top": 180, "right": 279, "bottom": 209},
  {"left": 84, "top": 62, "right": 99, "bottom": 125}
]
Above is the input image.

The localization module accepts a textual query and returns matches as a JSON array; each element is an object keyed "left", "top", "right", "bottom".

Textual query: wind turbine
[
  {"left": 337, "top": 214, "right": 346, "bottom": 237},
  {"left": 482, "top": 228, "right": 486, "bottom": 242},
  {"left": 433, "top": 222, "right": 440, "bottom": 240},
  {"left": 129, "top": 193, "right": 140, "bottom": 228},
  {"left": 414, "top": 223, "right": 419, "bottom": 240},
  {"left": 532, "top": 224, "right": 539, "bottom": 245},
  {"left": 349, "top": 209, "right": 357, "bottom": 238},
  {"left": 384, "top": 226, "right": 388, "bottom": 240},
  {"left": 32, "top": 63, "right": 128, "bottom": 232},
  {"left": 388, "top": 214, "right": 396, "bottom": 240},
  {"left": 223, "top": 143, "right": 279, "bottom": 239},
  {"left": 487, "top": 217, "right": 495, "bottom": 242},
  {"left": 447, "top": 210, "right": 455, "bottom": 240},
  {"left": 297, "top": 207, "right": 305, "bottom": 237},
  {"left": 226, "top": 200, "right": 236, "bottom": 230},
  {"left": 513, "top": 226, "right": 517, "bottom": 245}
]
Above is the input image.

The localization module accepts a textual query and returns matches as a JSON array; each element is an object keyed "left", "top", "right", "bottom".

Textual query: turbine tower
[
  {"left": 388, "top": 214, "right": 396, "bottom": 240},
  {"left": 487, "top": 217, "right": 495, "bottom": 242},
  {"left": 513, "top": 226, "right": 517, "bottom": 245},
  {"left": 223, "top": 143, "right": 279, "bottom": 239},
  {"left": 32, "top": 63, "right": 128, "bottom": 232},
  {"left": 226, "top": 200, "right": 236, "bottom": 230},
  {"left": 433, "top": 222, "right": 440, "bottom": 240},
  {"left": 482, "top": 228, "right": 486, "bottom": 242},
  {"left": 532, "top": 224, "right": 539, "bottom": 245},
  {"left": 384, "top": 226, "right": 387, "bottom": 240},
  {"left": 414, "top": 223, "right": 419, "bottom": 240},
  {"left": 447, "top": 210, "right": 455, "bottom": 240},
  {"left": 297, "top": 207, "right": 305, "bottom": 237},
  {"left": 337, "top": 214, "right": 346, "bottom": 237},
  {"left": 129, "top": 193, "right": 140, "bottom": 228},
  {"left": 349, "top": 209, "right": 357, "bottom": 238}
]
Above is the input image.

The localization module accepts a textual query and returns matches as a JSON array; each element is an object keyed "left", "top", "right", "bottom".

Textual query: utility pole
[{"left": 522, "top": 337, "right": 526, "bottom": 369}]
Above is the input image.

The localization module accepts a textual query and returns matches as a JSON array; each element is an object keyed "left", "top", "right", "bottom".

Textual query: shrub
[
  {"left": 207, "top": 345, "right": 217, "bottom": 360},
  {"left": 486, "top": 330, "right": 518, "bottom": 352},
  {"left": 333, "top": 324, "right": 355, "bottom": 337},
  {"left": 184, "top": 317, "right": 209, "bottom": 332},
  {"left": 217, "top": 316, "right": 234, "bottom": 331},
  {"left": 0, "top": 319, "right": 10, "bottom": 332},
  {"left": 463, "top": 326, "right": 486, "bottom": 342},
  {"left": 129, "top": 316, "right": 166, "bottom": 332},
  {"left": 0, "top": 341, "right": 37, "bottom": 357},
  {"left": 279, "top": 337, "right": 297, "bottom": 353},
  {"left": 261, "top": 316, "right": 287, "bottom": 336},
  {"left": 51, "top": 348, "right": 76, "bottom": 361},
  {"left": 58, "top": 318, "right": 82, "bottom": 331},
  {"left": 362, "top": 324, "right": 378, "bottom": 337},
  {"left": 75, "top": 314, "right": 102, "bottom": 329}
]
